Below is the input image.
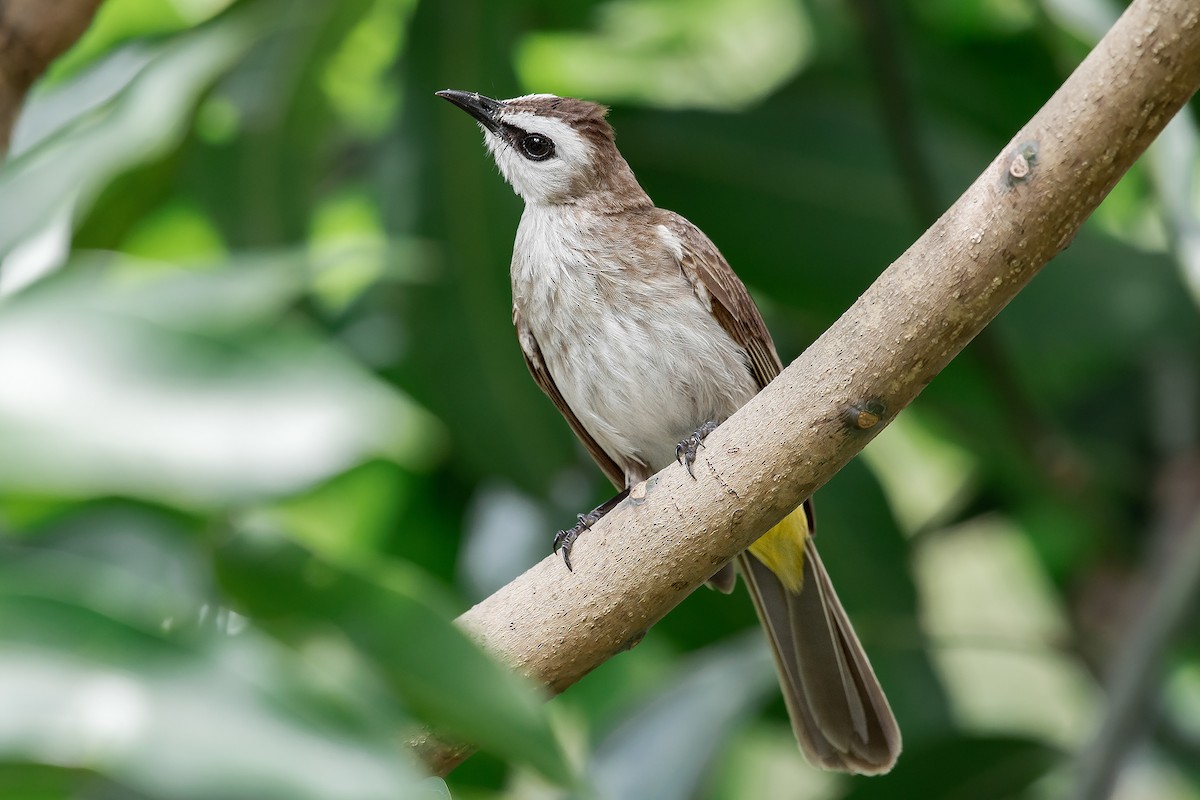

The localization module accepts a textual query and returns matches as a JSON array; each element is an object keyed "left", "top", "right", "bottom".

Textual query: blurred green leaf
[
  {"left": 515, "top": 0, "right": 813, "bottom": 110},
  {"left": 0, "top": 255, "right": 442, "bottom": 506},
  {"left": 0, "top": 5, "right": 265, "bottom": 261},
  {"left": 46, "top": 0, "right": 241, "bottom": 83},
  {"left": 0, "top": 525, "right": 429, "bottom": 800},
  {"left": 214, "top": 525, "right": 576, "bottom": 785},
  {"left": 587, "top": 634, "right": 777, "bottom": 800},
  {"left": 0, "top": 644, "right": 434, "bottom": 800},
  {"left": 319, "top": 0, "right": 413, "bottom": 136},
  {"left": 840, "top": 736, "right": 1062, "bottom": 800},
  {"left": 120, "top": 198, "right": 229, "bottom": 263},
  {"left": 267, "top": 460, "right": 413, "bottom": 565},
  {"left": 0, "top": 0, "right": 1196, "bottom": 796},
  {"left": 910, "top": 0, "right": 1036, "bottom": 38},
  {"left": 0, "top": 762, "right": 147, "bottom": 800}
]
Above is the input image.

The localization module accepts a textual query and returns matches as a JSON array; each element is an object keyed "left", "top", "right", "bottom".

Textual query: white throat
[{"left": 483, "top": 113, "right": 593, "bottom": 204}]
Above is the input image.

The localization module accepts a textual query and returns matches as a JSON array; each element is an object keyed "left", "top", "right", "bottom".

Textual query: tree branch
[
  {"left": 0, "top": 0, "right": 104, "bottom": 158},
  {"left": 416, "top": 0, "right": 1200, "bottom": 775}
]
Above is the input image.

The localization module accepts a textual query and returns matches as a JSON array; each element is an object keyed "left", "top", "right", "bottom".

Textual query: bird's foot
[
  {"left": 553, "top": 513, "right": 595, "bottom": 571},
  {"left": 552, "top": 489, "right": 630, "bottom": 571},
  {"left": 676, "top": 420, "right": 720, "bottom": 478}
]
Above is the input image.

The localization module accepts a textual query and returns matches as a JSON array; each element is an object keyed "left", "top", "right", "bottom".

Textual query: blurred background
[{"left": 1, "top": 0, "right": 1198, "bottom": 798}]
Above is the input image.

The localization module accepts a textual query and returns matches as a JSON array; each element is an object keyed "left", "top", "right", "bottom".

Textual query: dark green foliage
[{"left": 1, "top": 0, "right": 1197, "bottom": 797}]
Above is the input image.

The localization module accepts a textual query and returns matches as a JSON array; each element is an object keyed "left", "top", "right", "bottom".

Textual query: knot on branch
[
  {"left": 1006, "top": 140, "right": 1040, "bottom": 185},
  {"left": 844, "top": 399, "right": 887, "bottom": 430}
]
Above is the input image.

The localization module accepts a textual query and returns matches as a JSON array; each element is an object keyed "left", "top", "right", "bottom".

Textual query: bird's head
[{"left": 436, "top": 90, "right": 645, "bottom": 208}]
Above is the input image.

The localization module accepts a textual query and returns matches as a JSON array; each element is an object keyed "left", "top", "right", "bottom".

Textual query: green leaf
[
  {"left": 515, "top": 0, "right": 814, "bottom": 110},
  {"left": 0, "top": 528, "right": 429, "bottom": 800},
  {"left": 0, "top": 255, "right": 442, "bottom": 506},
  {"left": 46, "top": 0, "right": 239, "bottom": 83},
  {"left": 839, "top": 736, "right": 1062, "bottom": 800},
  {"left": 587, "top": 634, "right": 777, "bottom": 800},
  {"left": 0, "top": 4, "right": 265, "bottom": 260},
  {"left": 215, "top": 525, "right": 576, "bottom": 786}
]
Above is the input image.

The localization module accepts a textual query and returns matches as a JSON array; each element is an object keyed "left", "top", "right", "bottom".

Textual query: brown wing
[
  {"left": 657, "top": 211, "right": 782, "bottom": 389},
  {"left": 658, "top": 210, "right": 816, "bottom": 530},
  {"left": 514, "top": 309, "right": 625, "bottom": 489}
]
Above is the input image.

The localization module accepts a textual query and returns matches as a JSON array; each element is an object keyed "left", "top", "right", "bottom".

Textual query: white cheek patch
[{"left": 483, "top": 112, "right": 593, "bottom": 204}]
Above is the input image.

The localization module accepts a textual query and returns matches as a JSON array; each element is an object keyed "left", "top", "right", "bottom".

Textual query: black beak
[{"left": 435, "top": 90, "right": 505, "bottom": 134}]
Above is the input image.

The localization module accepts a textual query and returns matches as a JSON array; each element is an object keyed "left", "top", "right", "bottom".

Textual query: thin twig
[{"left": 1067, "top": 511, "right": 1200, "bottom": 800}]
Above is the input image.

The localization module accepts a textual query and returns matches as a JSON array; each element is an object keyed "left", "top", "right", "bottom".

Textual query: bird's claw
[
  {"left": 553, "top": 513, "right": 594, "bottom": 571},
  {"left": 676, "top": 420, "right": 720, "bottom": 478},
  {"left": 551, "top": 489, "right": 631, "bottom": 571}
]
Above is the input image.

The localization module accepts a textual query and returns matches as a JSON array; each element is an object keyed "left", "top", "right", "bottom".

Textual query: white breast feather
[{"left": 513, "top": 206, "right": 756, "bottom": 483}]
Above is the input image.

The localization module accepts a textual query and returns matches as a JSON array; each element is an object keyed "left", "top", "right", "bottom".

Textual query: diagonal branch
[
  {"left": 0, "top": 0, "right": 105, "bottom": 158},
  {"left": 415, "top": 0, "right": 1200, "bottom": 775}
]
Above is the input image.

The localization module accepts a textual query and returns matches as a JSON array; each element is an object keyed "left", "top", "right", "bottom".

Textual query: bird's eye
[{"left": 520, "top": 134, "right": 555, "bottom": 161}]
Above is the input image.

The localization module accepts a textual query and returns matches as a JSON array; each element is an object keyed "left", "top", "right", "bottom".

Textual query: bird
[{"left": 436, "top": 89, "right": 901, "bottom": 774}]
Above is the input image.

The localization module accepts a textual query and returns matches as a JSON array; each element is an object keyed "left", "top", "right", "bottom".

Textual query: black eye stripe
[{"left": 501, "top": 124, "right": 556, "bottom": 161}]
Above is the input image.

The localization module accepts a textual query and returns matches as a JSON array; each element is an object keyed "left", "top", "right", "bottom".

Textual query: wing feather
[
  {"left": 656, "top": 211, "right": 783, "bottom": 389},
  {"left": 514, "top": 309, "right": 625, "bottom": 489}
]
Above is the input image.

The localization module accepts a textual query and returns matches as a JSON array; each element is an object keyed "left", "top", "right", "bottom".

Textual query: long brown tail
[{"left": 738, "top": 537, "right": 901, "bottom": 774}]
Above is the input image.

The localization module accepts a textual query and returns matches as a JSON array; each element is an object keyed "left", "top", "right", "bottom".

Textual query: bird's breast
[{"left": 511, "top": 206, "right": 756, "bottom": 478}]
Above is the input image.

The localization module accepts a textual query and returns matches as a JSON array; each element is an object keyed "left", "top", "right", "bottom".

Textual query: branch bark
[
  {"left": 415, "top": 0, "right": 1200, "bottom": 775},
  {"left": 0, "top": 0, "right": 104, "bottom": 158}
]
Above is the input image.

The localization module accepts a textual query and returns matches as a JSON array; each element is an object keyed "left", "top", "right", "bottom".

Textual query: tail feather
[{"left": 738, "top": 509, "right": 901, "bottom": 774}]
